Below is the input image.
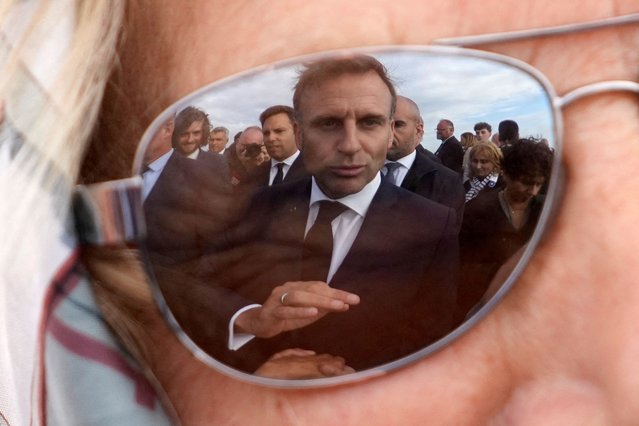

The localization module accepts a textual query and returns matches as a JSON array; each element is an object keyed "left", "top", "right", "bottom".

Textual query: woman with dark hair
[{"left": 457, "top": 138, "right": 553, "bottom": 320}]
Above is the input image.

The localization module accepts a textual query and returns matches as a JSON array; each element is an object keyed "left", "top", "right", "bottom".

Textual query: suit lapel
[
  {"left": 401, "top": 152, "right": 436, "bottom": 192},
  {"left": 329, "top": 182, "right": 399, "bottom": 288}
]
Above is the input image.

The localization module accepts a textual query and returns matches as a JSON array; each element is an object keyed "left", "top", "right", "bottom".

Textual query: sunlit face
[
  {"left": 177, "top": 120, "right": 205, "bottom": 155},
  {"left": 436, "top": 121, "right": 453, "bottom": 141},
  {"left": 475, "top": 128, "right": 491, "bottom": 142},
  {"left": 388, "top": 98, "right": 423, "bottom": 161},
  {"left": 295, "top": 71, "right": 393, "bottom": 199},
  {"left": 262, "top": 113, "right": 297, "bottom": 161},
  {"left": 470, "top": 151, "right": 496, "bottom": 179},
  {"left": 209, "top": 131, "right": 228, "bottom": 153},
  {"left": 504, "top": 174, "right": 545, "bottom": 203}
]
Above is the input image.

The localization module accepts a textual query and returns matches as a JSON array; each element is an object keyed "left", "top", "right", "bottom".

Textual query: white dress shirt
[
  {"left": 229, "top": 173, "right": 382, "bottom": 350},
  {"left": 268, "top": 150, "right": 300, "bottom": 185},
  {"left": 383, "top": 150, "right": 416, "bottom": 187}
]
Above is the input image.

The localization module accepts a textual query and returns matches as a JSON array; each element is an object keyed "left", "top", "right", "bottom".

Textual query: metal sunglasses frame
[{"left": 74, "top": 13, "right": 639, "bottom": 388}]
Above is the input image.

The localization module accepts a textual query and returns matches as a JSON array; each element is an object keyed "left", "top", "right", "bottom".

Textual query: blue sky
[{"left": 168, "top": 49, "right": 556, "bottom": 153}]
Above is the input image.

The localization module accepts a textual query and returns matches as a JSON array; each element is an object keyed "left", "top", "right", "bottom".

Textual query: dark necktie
[
  {"left": 272, "top": 162, "right": 284, "bottom": 185},
  {"left": 301, "top": 200, "right": 348, "bottom": 282},
  {"left": 384, "top": 162, "right": 401, "bottom": 186}
]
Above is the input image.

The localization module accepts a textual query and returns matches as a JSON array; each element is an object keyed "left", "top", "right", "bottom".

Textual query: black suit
[
  {"left": 203, "top": 177, "right": 459, "bottom": 372},
  {"left": 254, "top": 152, "right": 310, "bottom": 187},
  {"left": 400, "top": 150, "right": 465, "bottom": 226},
  {"left": 435, "top": 136, "right": 464, "bottom": 174},
  {"left": 144, "top": 151, "right": 232, "bottom": 266}
]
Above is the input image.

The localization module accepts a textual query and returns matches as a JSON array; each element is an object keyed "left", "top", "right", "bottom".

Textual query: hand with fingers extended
[
  {"left": 235, "top": 281, "right": 360, "bottom": 338},
  {"left": 254, "top": 348, "right": 355, "bottom": 379}
]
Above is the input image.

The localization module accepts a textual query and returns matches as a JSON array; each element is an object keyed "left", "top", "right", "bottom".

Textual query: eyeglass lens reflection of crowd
[{"left": 140, "top": 54, "right": 554, "bottom": 378}]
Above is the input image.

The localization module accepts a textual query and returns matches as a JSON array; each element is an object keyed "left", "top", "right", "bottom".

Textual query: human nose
[{"left": 337, "top": 120, "right": 361, "bottom": 154}]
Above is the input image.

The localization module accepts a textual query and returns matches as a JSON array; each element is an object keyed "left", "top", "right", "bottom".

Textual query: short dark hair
[
  {"left": 259, "top": 105, "right": 295, "bottom": 126},
  {"left": 502, "top": 138, "right": 553, "bottom": 183},
  {"left": 172, "top": 106, "right": 211, "bottom": 148},
  {"left": 293, "top": 54, "right": 396, "bottom": 123},
  {"left": 474, "top": 122, "right": 492, "bottom": 132},
  {"left": 498, "top": 120, "right": 519, "bottom": 144}
]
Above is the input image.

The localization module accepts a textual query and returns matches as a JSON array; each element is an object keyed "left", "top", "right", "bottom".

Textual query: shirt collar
[
  {"left": 147, "top": 149, "right": 173, "bottom": 173},
  {"left": 272, "top": 150, "right": 300, "bottom": 167},
  {"left": 186, "top": 149, "right": 200, "bottom": 160},
  {"left": 309, "top": 173, "right": 381, "bottom": 218},
  {"left": 385, "top": 150, "right": 416, "bottom": 169}
]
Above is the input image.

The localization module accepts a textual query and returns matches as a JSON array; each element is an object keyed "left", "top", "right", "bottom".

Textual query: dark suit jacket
[
  {"left": 457, "top": 189, "right": 544, "bottom": 321},
  {"left": 144, "top": 151, "right": 232, "bottom": 267},
  {"left": 253, "top": 152, "right": 309, "bottom": 187},
  {"left": 435, "top": 136, "right": 464, "bottom": 174},
  {"left": 202, "top": 177, "right": 459, "bottom": 372},
  {"left": 401, "top": 150, "right": 465, "bottom": 226}
]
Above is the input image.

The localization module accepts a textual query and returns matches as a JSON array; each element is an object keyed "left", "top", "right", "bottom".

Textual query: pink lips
[{"left": 331, "top": 165, "right": 365, "bottom": 177}]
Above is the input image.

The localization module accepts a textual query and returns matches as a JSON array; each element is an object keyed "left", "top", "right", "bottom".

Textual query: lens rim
[{"left": 134, "top": 45, "right": 563, "bottom": 388}]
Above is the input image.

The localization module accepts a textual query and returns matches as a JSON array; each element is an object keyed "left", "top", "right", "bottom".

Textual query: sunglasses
[{"left": 75, "top": 13, "right": 639, "bottom": 388}]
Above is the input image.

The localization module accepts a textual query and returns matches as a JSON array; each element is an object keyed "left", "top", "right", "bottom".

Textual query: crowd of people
[
  {"left": 140, "top": 54, "right": 555, "bottom": 377},
  {"left": 4, "top": 1, "right": 637, "bottom": 424}
]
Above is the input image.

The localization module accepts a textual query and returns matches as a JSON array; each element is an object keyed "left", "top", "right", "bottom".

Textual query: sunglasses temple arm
[
  {"left": 557, "top": 80, "right": 639, "bottom": 109},
  {"left": 73, "top": 176, "right": 146, "bottom": 246},
  {"left": 433, "top": 13, "right": 639, "bottom": 47}
]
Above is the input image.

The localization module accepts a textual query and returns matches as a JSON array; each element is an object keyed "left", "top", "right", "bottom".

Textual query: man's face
[
  {"left": 237, "top": 128, "right": 264, "bottom": 154},
  {"left": 177, "top": 120, "right": 205, "bottom": 155},
  {"left": 262, "top": 113, "right": 297, "bottom": 161},
  {"left": 436, "top": 121, "right": 453, "bottom": 141},
  {"left": 388, "top": 98, "right": 423, "bottom": 161},
  {"left": 209, "top": 131, "right": 228, "bottom": 153},
  {"left": 475, "top": 128, "right": 491, "bottom": 142},
  {"left": 295, "top": 71, "right": 393, "bottom": 199}
]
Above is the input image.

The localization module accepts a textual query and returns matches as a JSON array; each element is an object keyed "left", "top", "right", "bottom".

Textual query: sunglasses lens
[{"left": 135, "top": 47, "right": 559, "bottom": 385}]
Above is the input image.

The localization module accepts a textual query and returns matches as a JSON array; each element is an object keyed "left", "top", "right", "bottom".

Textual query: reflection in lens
[{"left": 135, "top": 47, "right": 558, "bottom": 385}]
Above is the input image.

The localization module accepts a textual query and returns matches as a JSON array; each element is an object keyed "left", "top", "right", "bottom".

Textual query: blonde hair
[
  {"left": 460, "top": 131, "right": 478, "bottom": 151},
  {"left": 0, "top": 0, "right": 125, "bottom": 259},
  {"left": 468, "top": 141, "right": 503, "bottom": 177},
  {"left": 0, "top": 0, "right": 163, "bottom": 394}
]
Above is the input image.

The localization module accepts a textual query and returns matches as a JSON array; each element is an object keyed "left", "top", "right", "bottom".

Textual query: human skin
[
  {"left": 208, "top": 131, "right": 227, "bottom": 153},
  {"left": 87, "top": 1, "right": 639, "bottom": 424},
  {"left": 262, "top": 112, "right": 297, "bottom": 161},
  {"left": 387, "top": 96, "right": 423, "bottom": 161},
  {"left": 295, "top": 71, "right": 393, "bottom": 199},
  {"left": 177, "top": 120, "right": 204, "bottom": 155},
  {"left": 470, "top": 151, "right": 497, "bottom": 179}
]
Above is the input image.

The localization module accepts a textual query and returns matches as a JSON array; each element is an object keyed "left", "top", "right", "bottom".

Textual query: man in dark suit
[
  {"left": 143, "top": 114, "right": 232, "bottom": 268},
  {"left": 202, "top": 55, "right": 459, "bottom": 375},
  {"left": 385, "top": 96, "right": 464, "bottom": 225},
  {"left": 434, "top": 119, "right": 464, "bottom": 174},
  {"left": 256, "top": 105, "right": 309, "bottom": 186},
  {"left": 172, "top": 106, "right": 209, "bottom": 158}
]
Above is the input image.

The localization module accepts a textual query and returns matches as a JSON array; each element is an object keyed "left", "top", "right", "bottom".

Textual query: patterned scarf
[{"left": 465, "top": 173, "right": 499, "bottom": 202}]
